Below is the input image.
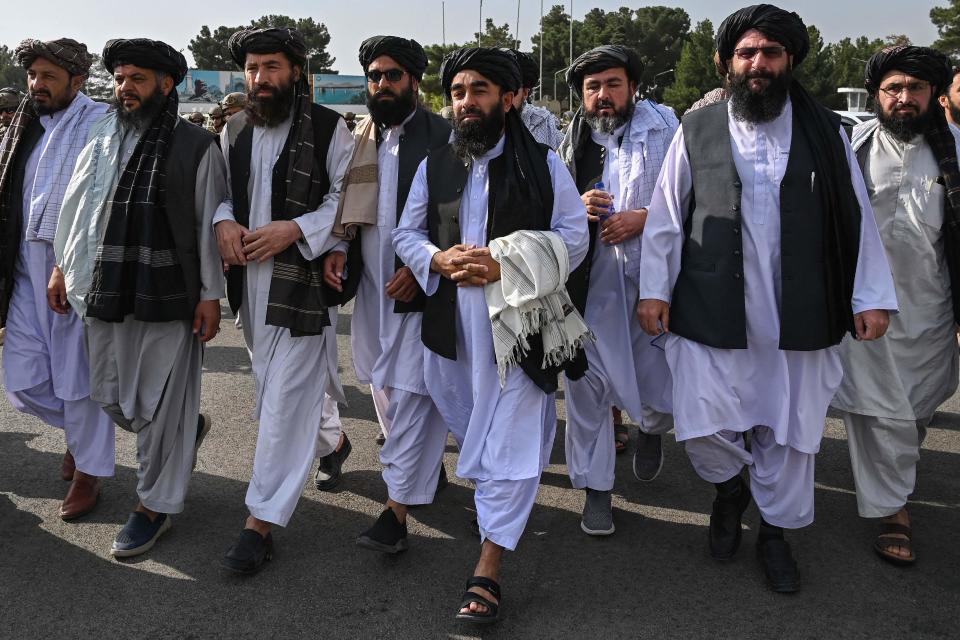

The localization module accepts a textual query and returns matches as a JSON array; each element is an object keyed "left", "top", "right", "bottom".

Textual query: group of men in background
[{"left": 0, "top": 1, "right": 956, "bottom": 625}]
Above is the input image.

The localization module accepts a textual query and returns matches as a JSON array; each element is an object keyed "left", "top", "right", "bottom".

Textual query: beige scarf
[{"left": 333, "top": 116, "right": 379, "bottom": 239}]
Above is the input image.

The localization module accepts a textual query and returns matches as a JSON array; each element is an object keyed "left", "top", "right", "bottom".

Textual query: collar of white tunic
[
  {"left": 727, "top": 95, "right": 793, "bottom": 141},
  {"left": 589, "top": 121, "right": 628, "bottom": 148}
]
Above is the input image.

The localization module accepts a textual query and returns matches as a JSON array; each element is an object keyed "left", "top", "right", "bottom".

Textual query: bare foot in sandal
[{"left": 875, "top": 507, "right": 915, "bottom": 565}]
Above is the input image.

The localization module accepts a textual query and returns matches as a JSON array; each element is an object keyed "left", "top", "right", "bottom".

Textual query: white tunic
[
  {"left": 833, "top": 125, "right": 959, "bottom": 420},
  {"left": 393, "top": 136, "right": 588, "bottom": 480},
  {"left": 639, "top": 99, "right": 898, "bottom": 452},
  {"left": 348, "top": 111, "right": 427, "bottom": 395}
]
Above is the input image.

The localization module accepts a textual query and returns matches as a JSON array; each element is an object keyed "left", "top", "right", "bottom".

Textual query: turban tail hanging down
[
  {"left": 506, "top": 49, "right": 541, "bottom": 89},
  {"left": 566, "top": 45, "right": 644, "bottom": 98},
  {"left": 358, "top": 36, "right": 428, "bottom": 80},
  {"left": 102, "top": 38, "right": 188, "bottom": 84},
  {"left": 15, "top": 38, "right": 93, "bottom": 76},
  {"left": 228, "top": 27, "right": 308, "bottom": 70}
]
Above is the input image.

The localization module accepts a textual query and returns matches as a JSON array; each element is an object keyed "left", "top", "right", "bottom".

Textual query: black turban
[
  {"left": 715, "top": 4, "right": 809, "bottom": 74},
  {"left": 15, "top": 38, "right": 93, "bottom": 76},
  {"left": 864, "top": 45, "right": 952, "bottom": 95},
  {"left": 102, "top": 38, "right": 188, "bottom": 84},
  {"left": 228, "top": 27, "right": 308, "bottom": 69},
  {"left": 440, "top": 47, "right": 521, "bottom": 97},
  {"left": 358, "top": 35, "right": 428, "bottom": 81},
  {"left": 505, "top": 49, "right": 540, "bottom": 89},
  {"left": 566, "top": 45, "right": 644, "bottom": 98}
]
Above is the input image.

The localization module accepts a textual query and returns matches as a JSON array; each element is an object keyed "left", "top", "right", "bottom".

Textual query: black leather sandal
[
  {"left": 874, "top": 521, "right": 915, "bottom": 566},
  {"left": 454, "top": 576, "right": 501, "bottom": 624}
]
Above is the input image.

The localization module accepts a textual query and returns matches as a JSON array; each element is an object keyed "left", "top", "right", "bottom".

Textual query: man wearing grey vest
[
  {"left": 52, "top": 39, "right": 226, "bottom": 558},
  {"left": 638, "top": 4, "right": 897, "bottom": 592},
  {"left": 833, "top": 46, "right": 960, "bottom": 566}
]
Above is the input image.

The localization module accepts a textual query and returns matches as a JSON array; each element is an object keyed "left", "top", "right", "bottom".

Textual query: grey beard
[{"left": 584, "top": 102, "right": 634, "bottom": 135}]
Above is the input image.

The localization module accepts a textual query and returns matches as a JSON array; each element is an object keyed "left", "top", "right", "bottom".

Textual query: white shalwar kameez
[
  {"left": 393, "top": 136, "right": 588, "bottom": 549},
  {"left": 4, "top": 107, "right": 115, "bottom": 477},
  {"left": 340, "top": 112, "right": 448, "bottom": 504},
  {"left": 832, "top": 124, "right": 960, "bottom": 517},
  {"left": 216, "top": 115, "right": 353, "bottom": 527},
  {"left": 564, "top": 122, "right": 675, "bottom": 492},
  {"left": 639, "top": 100, "right": 898, "bottom": 528}
]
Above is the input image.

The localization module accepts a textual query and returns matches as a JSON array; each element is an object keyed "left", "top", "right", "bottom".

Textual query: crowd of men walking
[{"left": 0, "top": 2, "right": 956, "bottom": 625}]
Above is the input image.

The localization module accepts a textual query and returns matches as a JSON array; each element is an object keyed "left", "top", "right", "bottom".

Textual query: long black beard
[
  {"left": 727, "top": 69, "right": 792, "bottom": 124},
  {"left": 877, "top": 106, "right": 931, "bottom": 143},
  {"left": 367, "top": 82, "right": 417, "bottom": 127},
  {"left": 452, "top": 102, "right": 505, "bottom": 162},
  {"left": 584, "top": 99, "right": 634, "bottom": 135},
  {"left": 245, "top": 80, "right": 295, "bottom": 128},
  {"left": 113, "top": 88, "right": 167, "bottom": 130}
]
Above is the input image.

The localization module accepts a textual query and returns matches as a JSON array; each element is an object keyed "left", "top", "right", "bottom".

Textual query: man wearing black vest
[
  {"left": 322, "top": 36, "right": 452, "bottom": 554},
  {"left": 393, "top": 48, "right": 587, "bottom": 623},
  {"left": 558, "top": 45, "right": 679, "bottom": 537},
  {"left": 638, "top": 4, "right": 897, "bottom": 592},
  {"left": 53, "top": 38, "right": 226, "bottom": 557},
  {"left": 214, "top": 27, "right": 354, "bottom": 574}
]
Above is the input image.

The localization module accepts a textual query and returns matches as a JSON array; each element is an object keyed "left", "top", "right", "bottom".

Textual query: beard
[
  {"left": 452, "top": 102, "right": 505, "bottom": 161},
  {"left": 727, "top": 67, "right": 792, "bottom": 123},
  {"left": 367, "top": 81, "right": 417, "bottom": 127},
  {"left": 950, "top": 101, "right": 960, "bottom": 128},
  {"left": 584, "top": 99, "right": 634, "bottom": 134},
  {"left": 245, "top": 79, "right": 296, "bottom": 128},
  {"left": 113, "top": 86, "right": 168, "bottom": 129},
  {"left": 29, "top": 87, "right": 73, "bottom": 116},
  {"left": 877, "top": 103, "right": 931, "bottom": 143}
]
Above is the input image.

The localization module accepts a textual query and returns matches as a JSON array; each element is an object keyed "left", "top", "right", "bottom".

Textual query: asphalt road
[{"left": 1, "top": 302, "right": 958, "bottom": 639}]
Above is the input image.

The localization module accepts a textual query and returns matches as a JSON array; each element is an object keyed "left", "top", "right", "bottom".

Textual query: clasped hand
[{"left": 431, "top": 243, "right": 501, "bottom": 287}]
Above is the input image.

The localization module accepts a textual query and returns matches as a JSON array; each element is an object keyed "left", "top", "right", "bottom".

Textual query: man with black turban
[
  {"left": 321, "top": 35, "right": 452, "bottom": 554},
  {"left": 0, "top": 37, "right": 112, "bottom": 523},
  {"left": 833, "top": 45, "right": 960, "bottom": 567},
  {"left": 504, "top": 48, "right": 562, "bottom": 148},
  {"left": 938, "top": 67, "right": 960, "bottom": 130},
  {"left": 393, "top": 46, "right": 588, "bottom": 623},
  {"left": 637, "top": 4, "right": 897, "bottom": 592},
  {"left": 556, "top": 44, "right": 679, "bottom": 537},
  {"left": 53, "top": 37, "right": 226, "bottom": 558},
  {"left": 215, "top": 26, "right": 355, "bottom": 575}
]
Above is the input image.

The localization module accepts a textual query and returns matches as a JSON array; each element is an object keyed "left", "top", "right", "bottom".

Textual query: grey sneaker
[
  {"left": 581, "top": 489, "right": 615, "bottom": 536},
  {"left": 633, "top": 432, "right": 664, "bottom": 482}
]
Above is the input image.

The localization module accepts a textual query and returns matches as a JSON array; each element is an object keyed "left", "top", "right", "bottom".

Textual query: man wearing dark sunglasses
[
  {"left": 833, "top": 46, "right": 960, "bottom": 568},
  {"left": 324, "top": 35, "right": 453, "bottom": 558},
  {"left": 638, "top": 4, "right": 897, "bottom": 593},
  {"left": 0, "top": 87, "right": 22, "bottom": 137}
]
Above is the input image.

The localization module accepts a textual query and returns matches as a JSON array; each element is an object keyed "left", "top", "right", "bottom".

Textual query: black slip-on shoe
[
  {"left": 357, "top": 508, "right": 408, "bottom": 553},
  {"left": 757, "top": 537, "right": 801, "bottom": 593},
  {"left": 315, "top": 434, "right": 352, "bottom": 491},
  {"left": 222, "top": 529, "right": 274, "bottom": 575},
  {"left": 709, "top": 479, "right": 752, "bottom": 559}
]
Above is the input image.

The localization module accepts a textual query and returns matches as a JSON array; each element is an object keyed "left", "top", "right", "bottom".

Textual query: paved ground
[{"left": 1, "top": 302, "right": 958, "bottom": 639}]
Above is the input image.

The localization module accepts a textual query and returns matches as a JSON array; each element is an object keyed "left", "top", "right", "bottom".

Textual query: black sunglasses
[{"left": 366, "top": 69, "right": 405, "bottom": 83}]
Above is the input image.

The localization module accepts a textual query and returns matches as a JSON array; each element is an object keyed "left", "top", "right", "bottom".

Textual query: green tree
[
  {"left": 0, "top": 45, "right": 27, "bottom": 91},
  {"left": 84, "top": 54, "right": 115, "bottom": 100},
  {"left": 188, "top": 15, "right": 337, "bottom": 73},
  {"left": 530, "top": 4, "right": 574, "bottom": 105},
  {"left": 662, "top": 20, "right": 718, "bottom": 114},
  {"left": 932, "top": 0, "right": 960, "bottom": 58},
  {"left": 474, "top": 19, "right": 515, "bottom": 48},
  {"left": 794, "top": 25, "right": 837, "bottom": 107}
]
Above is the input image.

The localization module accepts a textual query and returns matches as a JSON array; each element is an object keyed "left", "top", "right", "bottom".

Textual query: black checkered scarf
[
  {"left": 0, "top": 96, "right": 34, "bottom": 246},
  {"left": 263, "top": 77, "right": 333, "bottom": 336},
  {"left": 85, "top": 91, "right": 189, "bottom": 322}
]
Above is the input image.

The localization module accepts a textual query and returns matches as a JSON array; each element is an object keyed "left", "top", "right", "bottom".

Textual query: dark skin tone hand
[{"left": 431, "top": 245, "right": 501, "bottom": 287}]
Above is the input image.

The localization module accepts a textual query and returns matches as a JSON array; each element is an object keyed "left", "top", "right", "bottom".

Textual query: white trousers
[
  {"left": 684, "top": 426, "right": 816, "bottom": 529},
  {"left": 371, "top": 385, "right": 392, "bottom": 438},
  {"left": 565, "top": 368, "right": 673, "bottom": 491},
  {"left": 841, "top": 411, "right": 928, "bottom": 518},
  {"left": 7, "top": 381, "right": 115, "bottom": 477},
  {"left": 379, "top": 387, "right": 448, "bottom": 505}
]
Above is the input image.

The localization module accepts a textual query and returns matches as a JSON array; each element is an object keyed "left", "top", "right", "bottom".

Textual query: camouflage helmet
[
  {"left": 221, "top": 92, "right": 247, "bottom": 110},
  {"left": 0, "top": 87, "right": 22, "bottom": 110},
  {"left": 187, "top": 112, "right": 205, "bottom": 124},
  {"left": 209, "top": 105, "right": 225, "bottom": 118}
]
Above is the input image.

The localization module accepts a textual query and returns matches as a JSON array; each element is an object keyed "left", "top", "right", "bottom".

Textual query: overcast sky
[{"left": 0, "top": 1, "right": 943, "bottom": 75}]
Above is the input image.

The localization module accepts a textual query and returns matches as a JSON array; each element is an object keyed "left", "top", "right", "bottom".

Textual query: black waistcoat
[
  {"left": 670, "top": 101, "right": 838, "bottom": 351},
  {"left": 422, "top": 141, "right": 563, "bottom": 393},
  {"left": 566, "top": 137, "right": 606, "bottom": 315},
  {"left": 0, "top": 119, "right": 43, "bottom": 323},
  {"left": 225, "top": 104, "right": 340, "bottom": 313}
]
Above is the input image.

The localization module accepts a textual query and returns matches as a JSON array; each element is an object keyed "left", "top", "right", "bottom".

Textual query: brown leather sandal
[{"left": 873, "top": 521, "right": 915, "bottom": 566}]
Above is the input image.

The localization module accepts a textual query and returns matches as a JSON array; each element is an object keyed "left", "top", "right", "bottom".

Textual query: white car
[{"left": 835, "top": 111, "right": 876, "bottom": 128}]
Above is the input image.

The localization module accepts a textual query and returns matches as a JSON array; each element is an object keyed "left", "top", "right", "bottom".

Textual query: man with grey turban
[
  {"left": 0, "top": 87, "right": 22, "bottom": 135},
  {"left": 393, "top": 46, "right": 588, "bottom": 623},
  {"left": 53, "top": 37, "right": 225, "bottom": 558},
  {"left": 505, "top": 48, "right": 563, "bottom": 149},
  {"left": 556, "top": 44, "right": 679, "bottom": 536},
  {"left": 637, "top": 4, "right": 897, "bottom": 592},
  {"left": 833, "top": 45, "right": 960, "bottom": 567},
  {"left": 335, "top": 34, "right": 452, "bottom": 557},
  {"left": 0, "top": 37, "right": 112, "bottom": 522},
  {"left": 215, "top": 26, "right": 354, "bottom": 575}
]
